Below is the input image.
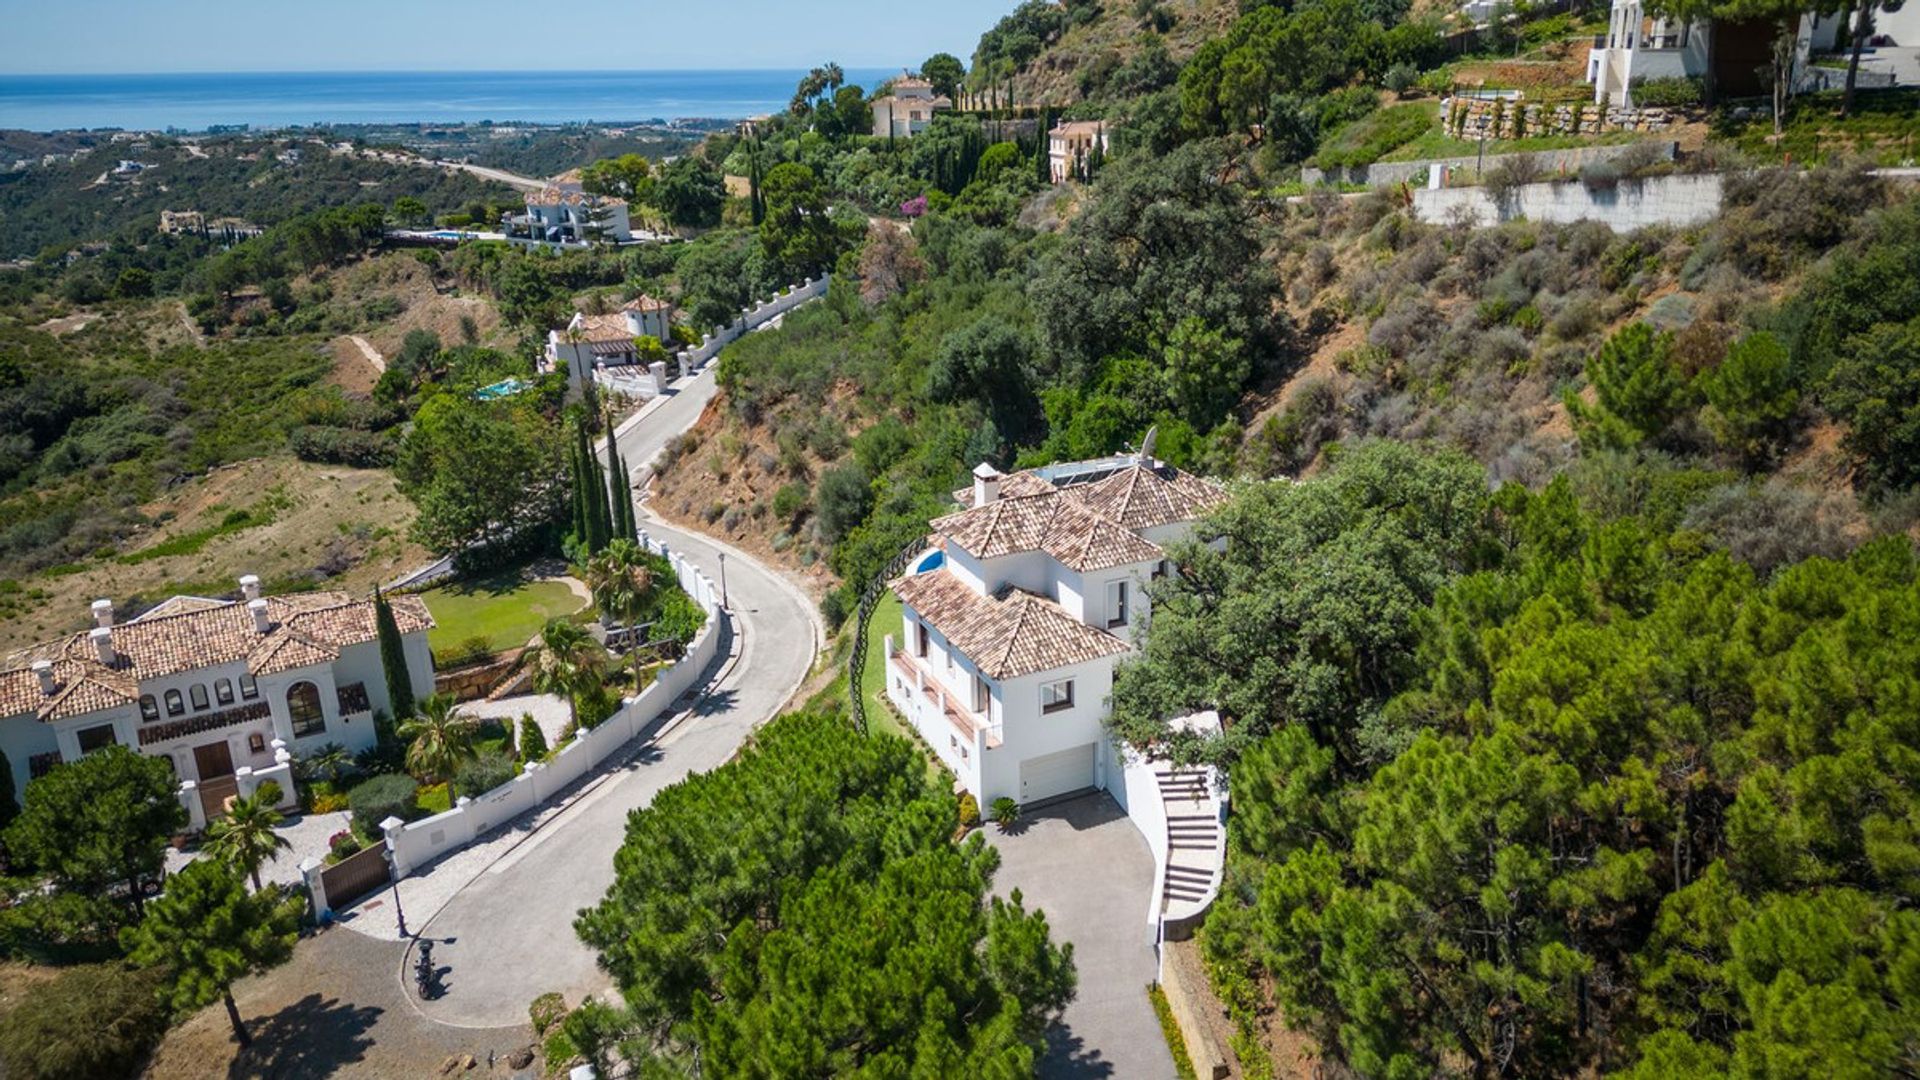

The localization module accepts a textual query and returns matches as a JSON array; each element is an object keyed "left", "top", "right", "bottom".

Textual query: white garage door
[{"left": 1020, "top": 743, "right": 1097, "bottom": 805}]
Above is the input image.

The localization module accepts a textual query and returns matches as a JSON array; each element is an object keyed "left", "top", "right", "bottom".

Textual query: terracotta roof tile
[
  {"left": 0, "top": 591, "right": 433, "bottom": 723},
  {"left": 1063, "top": 463, "right": 1228, "bottom": 531},
  {"left": 892, "top": 571, "right": 1129, "bottom": 680}
]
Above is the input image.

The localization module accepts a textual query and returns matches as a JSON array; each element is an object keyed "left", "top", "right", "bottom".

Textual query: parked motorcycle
[{"left": 414, "top": 940, "right": 437, "bottom": 999}]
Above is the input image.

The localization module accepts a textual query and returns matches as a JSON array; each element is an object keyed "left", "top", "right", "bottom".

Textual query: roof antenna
[{"left": 1137, "top": 425, "right": 1157, "bottom": 466}]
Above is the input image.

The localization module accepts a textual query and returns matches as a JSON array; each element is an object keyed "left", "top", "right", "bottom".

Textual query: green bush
[
  {"left": 347, "top": 772, "right": 419, "bottom": 835},
  {"left": 433, "top": 635, "right": 496, "bottom": 670},
  {"left": 1631, "top": 77, "right": 1702, "bottom": 107},
  {"left": 453, "top": 751, "right": 520, "bottom": 799},
  {"left": 958, "top": 792, "right": 981, "bottom": 829},
  {"left": 529, "top": 991, "right": 569, "bottom": 1034},
  {"left": 0, "top": 963, "right": 169, "bottom": 1080},
  {"left": 517, "top": 714, "right": 550, "bottom": 763},
  {"left": 991, "top": 796, "right": 1020, "bottom": 829}
]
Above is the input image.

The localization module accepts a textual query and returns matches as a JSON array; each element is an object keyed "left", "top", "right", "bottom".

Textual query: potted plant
[{"left": 991, "top": 797, "right": 1020, "bottom": 831}]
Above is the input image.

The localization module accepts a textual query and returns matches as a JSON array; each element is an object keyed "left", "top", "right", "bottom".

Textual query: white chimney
[
  {"left": 248, "top": 598, "right": 272, "bottom": 634},
  {"left": 89, "top": 627, "right": 115, "bottom": 665},
  {"left": 30, "top": 660, "right": 55, "bottom": 695},
  {"left": 90, "top": 598, "right": 113, "bottom": 628},
  {"left": 972, "top": 462, "right": 1002, "bottom": 507},
  {"left": 239, "top": 574, "right": 261, "bottom": 602}
]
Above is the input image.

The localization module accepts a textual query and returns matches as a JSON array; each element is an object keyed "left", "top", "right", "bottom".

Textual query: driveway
[
  {"left": 985, "top": 794, "right": 1177, "bottom": 1079},
  {"left": 405, "top": 510, "right": 820, "bottom": 1027}
]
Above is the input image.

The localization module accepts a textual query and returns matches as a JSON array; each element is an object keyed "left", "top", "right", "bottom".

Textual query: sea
[{"left": 0, "top": 69, "right": 897, "bottom": 132}]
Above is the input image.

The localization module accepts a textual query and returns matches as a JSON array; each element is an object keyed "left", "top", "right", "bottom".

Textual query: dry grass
[{"left": 0, "top": 457, "right": 425, "bottom": 654}]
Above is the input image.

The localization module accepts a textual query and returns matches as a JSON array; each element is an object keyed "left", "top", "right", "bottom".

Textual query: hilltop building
[
  {"left": 544, "top": 295, "right": 677, "bottom": 392},
  {"left": 1584, "top": 0, "right": 1861, "bottom": 105},
  {"left": 0, "top": 578, "right": 433, "bottom": 820},
  {"left": 870, "top": 75, "right": 953, "bottom": 139},
  {"left": 1048, "top": 120, "right": 1111, "bottom": 183},
  {"left": 503, "top": 186, "right": 633, "bottom": 250}
]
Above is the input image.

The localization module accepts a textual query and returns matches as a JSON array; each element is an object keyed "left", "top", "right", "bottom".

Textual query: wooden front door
[{"left": 193, "top": 740, "right": 234, "bottom": 781}]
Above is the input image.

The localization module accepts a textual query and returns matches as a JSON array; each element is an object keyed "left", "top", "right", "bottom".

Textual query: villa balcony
[{"left": 889, "top": 650, "right": 1002, "bottom": 749}]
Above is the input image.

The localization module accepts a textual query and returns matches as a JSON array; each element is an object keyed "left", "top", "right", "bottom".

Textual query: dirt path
[{"left": 347, "top": 335, "right": 385, "bottom": 373}]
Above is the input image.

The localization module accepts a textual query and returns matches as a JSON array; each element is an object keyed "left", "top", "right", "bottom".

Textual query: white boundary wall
[
  {"left": 1411, "top": 172, "right": 1723, "bottom": 231},
  {"left": 382, "top": 530, "right": 723, "bottom": 876},
  {"left": 677, "top": 276, "right": 830, "bottom": 374}
]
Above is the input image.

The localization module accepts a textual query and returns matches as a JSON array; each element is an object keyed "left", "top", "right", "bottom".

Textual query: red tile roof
[{"left": 892, "top": 571, "right": 1129, "bottom": 680}]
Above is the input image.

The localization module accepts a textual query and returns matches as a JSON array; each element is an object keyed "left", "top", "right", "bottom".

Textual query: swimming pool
[{"left": 475, "top": 378, "right": 530, "bottom": 400}]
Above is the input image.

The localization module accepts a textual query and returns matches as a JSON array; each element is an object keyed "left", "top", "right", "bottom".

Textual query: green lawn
[
  {"left": 858, "top": 591, "right": 947, "bottom": 786},
  {"left": 1379, "top": 128, "right": 1641, "bottom": 164},
  {"left": 420, "top": 572, "right": 588, "bottom": 654}
]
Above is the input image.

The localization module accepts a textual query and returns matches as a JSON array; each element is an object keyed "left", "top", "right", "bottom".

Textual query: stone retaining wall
[
  {"left": 1444, "top": 96, "right": 1682, "bottom": 141},
  {"left": 1411, "top": 171, "right": 1723, "bottom": 230}
]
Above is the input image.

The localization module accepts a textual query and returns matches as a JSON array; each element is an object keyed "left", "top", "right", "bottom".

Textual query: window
[
  {"left": 140, "top": 694, "right": 159, "bottom": 721},
  {"left": 248, "top": 733, "right": 266, "bottom": 754},
  {"left": 189, "top": 684, "right": 209, "bottom": 711},
  {"left": 287, "top": 682, "right": 325, "bottom": 738},
  {"left": 164, "top": 689, "right": 184, "bottom": 716},
  {"left": 77, "top": 724, "right": 116, "bottom": 754},
  {"left": 215, "top": 678, "right": 234, "bottom": 705},
  {"left": 239, "top": 673, "right": 258, "bottom": 699},
  {"left": 971, "top": 673, "right": 990, "bottom": 714},
  {"left": 1106, "top": 580, "right": 1130, "bottom": 629},
  {"left": 1041, "top": 679, "right": 1075, "bottom": 714},
  {"left": 915, "top": 621, "right": 929, "bottom": 658}
]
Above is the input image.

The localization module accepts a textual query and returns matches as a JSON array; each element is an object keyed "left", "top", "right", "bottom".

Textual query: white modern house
[
  {"left": 885, "top": 449, "right": 1231, "bottom": 934},
  {"left": 869, "top": 75, "right": 953, "bottom": 138},
  {"left": 0, "top": 577, "right": 433, "bottom": 823},
  {"left": 543, "top": 295, "right": 677, "bottom": 395},
  {"left": 1048, "top": 120, "right": 1111, "bottom": 183},
  {"left": 1586, "top": 0, "right": 1847, "bottom": 105},
  {"left": 503, "top": 186, "right": 633, "bottom": 249}
]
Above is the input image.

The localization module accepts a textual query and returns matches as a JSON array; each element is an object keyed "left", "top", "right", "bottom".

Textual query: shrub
[
  {"left": 529, "top": 991, "right": 569, "bottom": 1035},
  {"left": 771, "top": 482, "right": 808, "bottom": 523},
  {"left": 454, "top": 751, "right": 520, "bottom": 799},
  {"left": 992, "top": 796, "right": 1020, "bottom": 829},
  {"left": 958, "top": 792, "right": 981, "bottom": 829},
  {"left": 433, "top": 636, "right": 495, "bottom": 670},
  {"left": 1483, "top": 154, "right": 1545, "bottom": 203},
  {"left": 517, "top": 714, "right": 549, "bottom": 763},
  {"left": 347, "top": 773, "right": 419, "bottom": 835},
  {"left": 0, "top": 963, "right": 169, "bottom": 1080},
  {"left": 311, "top": 789, "right": 351, "bottom": 813},
  {"left": 1631, "top": 76, "right": 1702, "bottom": 107},
  {"left": 1579, "top": 160, "right": 1622, "bottom": 190},
  {"left": 328, "top": 829, "right": 363, "bottom": 860},
  {"left": 1383, "top": 63, "right": 1420, "bottom": 95}
]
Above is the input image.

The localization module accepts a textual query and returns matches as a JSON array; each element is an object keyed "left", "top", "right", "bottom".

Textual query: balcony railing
[
  {"left": 139, "top": 701, "right": 272, "bottom": 747},
  {"left": 890, "top": 651, "right": 1002, "bottom": 749}
]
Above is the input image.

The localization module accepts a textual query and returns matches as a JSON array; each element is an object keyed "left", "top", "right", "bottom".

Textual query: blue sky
[{"left": 0, "top": 0, "right": 1009, "bottom": 74}]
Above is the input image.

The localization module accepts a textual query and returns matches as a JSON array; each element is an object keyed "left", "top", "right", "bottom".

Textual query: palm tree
[
  {"left": 302, "top": 743, "right": 354, "bottom": 787},
  {"left": 525, "top": 618, "right": 609, "bottom": 732},
  {"left": 582, "top": 539, "right": 656, "bottom": 632},
  {"left": 205, "top": 789, "right": 292, "bottom": 892},
  {"left": 398, "top": 693, "right": 477, "bottom": 787}
]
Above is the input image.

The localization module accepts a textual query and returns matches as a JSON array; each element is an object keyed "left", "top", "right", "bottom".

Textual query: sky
[{"left": 0, "top": 0, "right": 1009, "bottom": 75}]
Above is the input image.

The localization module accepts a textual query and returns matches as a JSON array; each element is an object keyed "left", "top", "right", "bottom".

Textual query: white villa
[
  {"left": 503, "top": 186, "right": 633, "bottom": 249},
  {"left": 544, "top": 295, "right": 677, "bottom": 393},
  {"left": 0, "top": 577, "right": 433, "bottom": 822},
  {"left": 870, "top": 76, "right": 953, "bottom": 138},
  {"left": 1586, "top": 0, "right": 1851, "bottom": 106},
  {"left": 885, "top": 449, "right": 1230, "bottom": 933},
  {"left": 1048, "top": 120, "right": 1111, "bottom": 184}
]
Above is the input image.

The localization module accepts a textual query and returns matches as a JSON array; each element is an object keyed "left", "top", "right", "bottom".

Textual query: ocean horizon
[{"left": 0, "top": 68, "right": 898, "bottom": 132}]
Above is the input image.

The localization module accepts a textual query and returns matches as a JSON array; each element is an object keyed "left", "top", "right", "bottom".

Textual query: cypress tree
[
  {"left": 374, "top": 587, "right": 416, "bottom": 722},
  {"left": 604, "top": 408, "right": 635, "bottom": 542},
  {"left": 584, "top": 422, "right": 611, "bottom": 553},
  {"left": 568, "top": 431, "right": 589, "bottom": 548}
]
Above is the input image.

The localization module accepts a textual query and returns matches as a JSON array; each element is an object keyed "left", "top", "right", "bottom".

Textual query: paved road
[
  {"left": 409, "top": 508, "right": 819, "bottom": 1027},
  {"left": 987, "top": 794, "right": 1177, "bottom": 1079}
]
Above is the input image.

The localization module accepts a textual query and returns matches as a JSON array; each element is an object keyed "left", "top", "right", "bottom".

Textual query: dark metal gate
[
  {"left": 319, "top": 840, "right": 390, "bottom": 910},
  {"left": 847, "top": 536, "right": 932, "bottom": 736}
]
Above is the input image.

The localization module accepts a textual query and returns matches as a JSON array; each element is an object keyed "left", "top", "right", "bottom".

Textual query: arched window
[
  {"left": 140, "top": 695, "right": 159, "bottom": 721},
  {"left": 164, "top": 689, "right": 184, "bottom": 716},
  {"left": 189, "top": 684, "right": 209, "bottom": 711},
  {"left": 215, "top": 678, "right": 234, "bottom": 705},
  {"left": 287, "top": 682, "right": 325, "bottom": 738}
]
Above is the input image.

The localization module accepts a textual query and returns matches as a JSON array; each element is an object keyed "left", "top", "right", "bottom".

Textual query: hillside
[{"left": 972, "top": 0, "right": 1240, "bottom": 107}]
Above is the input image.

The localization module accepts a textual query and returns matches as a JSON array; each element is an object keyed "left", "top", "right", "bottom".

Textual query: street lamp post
[
  {"left": 379, "top": 817, "right": 408, "bottom": 938},
  {"left": 718, "top": 552, "right": 729, "bottom": 610}
]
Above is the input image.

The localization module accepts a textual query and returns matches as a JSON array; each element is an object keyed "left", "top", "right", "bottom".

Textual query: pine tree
[{"left": 374, "top": 587, "right": 416, "bottom": 721}]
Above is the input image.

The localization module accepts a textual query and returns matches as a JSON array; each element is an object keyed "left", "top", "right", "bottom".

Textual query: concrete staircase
[{"left": 1156, "top": 768, "right": 1223, "bottom": 935}]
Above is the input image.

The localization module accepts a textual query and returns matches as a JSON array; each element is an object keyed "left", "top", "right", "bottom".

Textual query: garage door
[{"left": 1020, "top": 743, "right": 1097, "bottom": 805}]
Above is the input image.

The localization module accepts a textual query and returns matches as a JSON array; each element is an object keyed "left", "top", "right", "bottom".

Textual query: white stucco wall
[{"left": 1412, "top": 172, "right": 1723, "bottom": 230}]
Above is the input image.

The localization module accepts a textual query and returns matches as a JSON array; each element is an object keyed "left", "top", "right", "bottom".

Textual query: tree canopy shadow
[
  {"left": 1042, "top": 1023, "right": 1115, "bottom": 1079},
  {"left": 228, "top": 993, "right": 380, "bottom": 1079}
]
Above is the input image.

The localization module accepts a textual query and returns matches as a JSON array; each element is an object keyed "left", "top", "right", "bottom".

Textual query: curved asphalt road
[{"left": 408, "top": 362, "right": 819, "bottom": 1027}]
